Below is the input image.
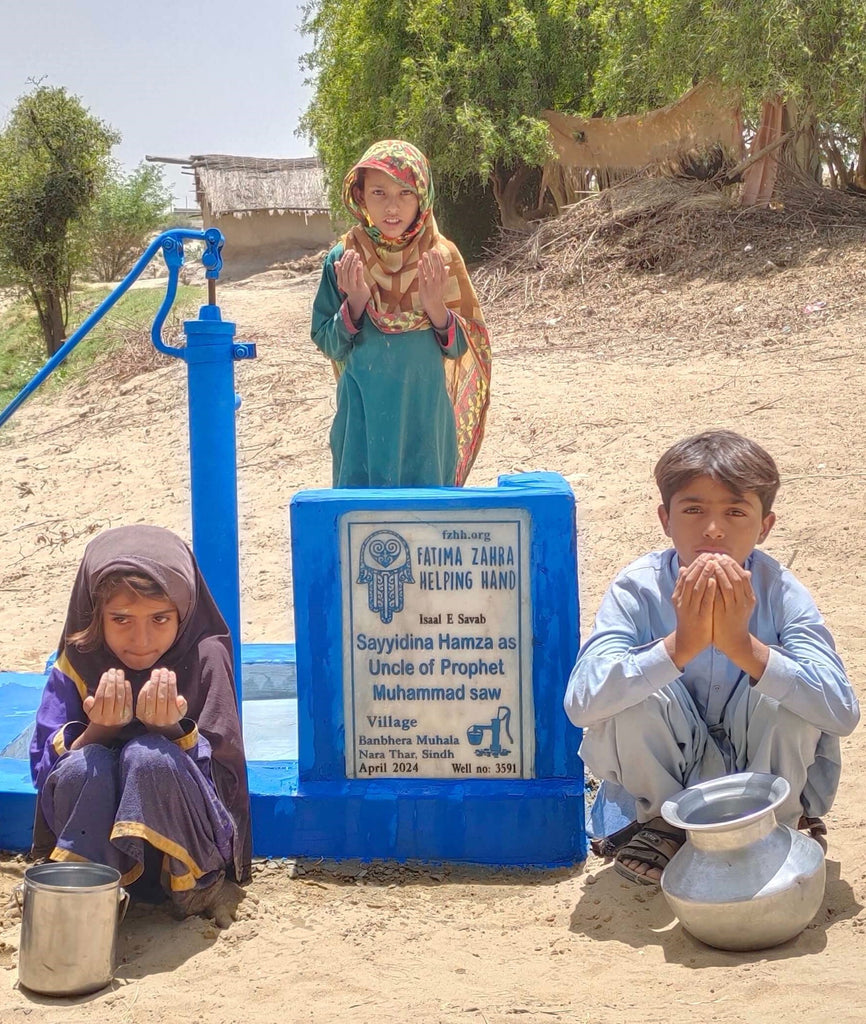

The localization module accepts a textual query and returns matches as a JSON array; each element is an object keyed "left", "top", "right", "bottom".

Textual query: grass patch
[
  {"left": 0, "top": 283, "right": 201, "bottom": 409},
  {"left": 0, "top": 298, "right": 45, "bottom": 408}
]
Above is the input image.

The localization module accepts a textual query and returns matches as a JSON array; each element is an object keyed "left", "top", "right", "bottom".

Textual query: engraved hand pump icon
[{"left": 466, "top": 706, "right": 512, "bottom": 757}]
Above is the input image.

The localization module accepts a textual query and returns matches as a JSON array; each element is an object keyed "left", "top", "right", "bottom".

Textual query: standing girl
[
  {"left": 311, "top": 139, "right": 492, "bottom": 488},
  {"left": 30, "top": 525, "right": 251, "bottom": 921}
]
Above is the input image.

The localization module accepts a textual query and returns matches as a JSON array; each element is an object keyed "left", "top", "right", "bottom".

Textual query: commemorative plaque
[{"left": 341, "top": 509, "right": 534, "bottom": 779}]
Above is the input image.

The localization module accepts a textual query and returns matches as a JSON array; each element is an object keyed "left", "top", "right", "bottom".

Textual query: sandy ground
[{"left": 1, "top": 215, "right": 866, "bottom": 1022}]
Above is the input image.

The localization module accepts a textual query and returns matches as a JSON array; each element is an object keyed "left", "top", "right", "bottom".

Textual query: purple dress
[{"left": 29, "top": 525, "right": 251, "bottom": 895}]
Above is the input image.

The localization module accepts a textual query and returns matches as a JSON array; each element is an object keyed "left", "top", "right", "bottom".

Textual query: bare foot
[
  {"left": 204, "top": 880, "right": 246, "bottom": 929},
  {"left": 169, "top": 870, "right": 227, "bottom": 922},
  {"left": 619, "top": 856, "right": 663, "bottom": 883}
]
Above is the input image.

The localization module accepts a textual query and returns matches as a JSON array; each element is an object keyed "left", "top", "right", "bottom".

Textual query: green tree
[
  {"left": 85, "top": 162, "right": 173, "bottom": 281},
  {"left": 0, "top": 84, "right": 118, "bottom": 355},
  {"left": 300, "top": 0, "right": 599, "bottom": 229},
  {"left": 589, "top": 0, "right": 866, "bottom": 180}
]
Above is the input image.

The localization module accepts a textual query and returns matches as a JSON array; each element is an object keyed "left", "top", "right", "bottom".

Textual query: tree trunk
[
  {"left": 854, "top": 127, "right": 866, "bottom": 191},
  {"left": 35, "top": 288, "right": 67, "bottom": 357},
  {"left": 780, "top": 97, "right": 822, "bottom": 183},
  {"left": 490, "top": 162, "right": 534, "bottom": 230},
  {"left": 740, "top": 98, "right": 785, "bottom": 206},
  {"left": 741, "top": 97, "right": 822, "bottom": 207},
  {"left": 821, "top": 138, "right": 849, "bottom": 189}
]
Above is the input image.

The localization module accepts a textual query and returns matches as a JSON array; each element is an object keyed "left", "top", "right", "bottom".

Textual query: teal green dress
[{"left": 312, "top": 244, "right": 468, "bottom": 488}]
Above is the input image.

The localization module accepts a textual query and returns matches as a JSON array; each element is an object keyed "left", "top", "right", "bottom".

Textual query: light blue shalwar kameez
[{"left": 564, "top": 548, "right": 859, "bottom": 835}]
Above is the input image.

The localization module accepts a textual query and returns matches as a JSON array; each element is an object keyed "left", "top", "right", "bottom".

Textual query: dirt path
[{"left": 1, "top": 244, "right": 865, "bottom": 1023}]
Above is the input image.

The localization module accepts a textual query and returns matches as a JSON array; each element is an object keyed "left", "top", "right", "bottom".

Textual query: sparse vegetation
[
  {"left": 84, "top": 162, "right": 173, "bottom": 281},
  {"left": 0, "top": 84, "right": 118, "bottom": 356},
  {"left": 0, "top": 283, "right": 200, "bottom": 409}
]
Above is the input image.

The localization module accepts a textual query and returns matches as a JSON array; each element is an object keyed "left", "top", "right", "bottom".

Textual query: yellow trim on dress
[
  {"left": 50, "top": 846, "right": 143, "bottom": 886},
  {"left": 162, "top": 854, "right": 197, "bottom": 891},
  {"left": 119, "top": 862, "right": 144, "bottom": 886},
  {"left": 49, "top": 846, "right": 89, "bottom": 863},
  {"left": 110, "top": 820, "right": 205, "bottom": 887},
  {"left": 55, "top": 652, "right": 88, "bottom": 702},
  {"left": 51, "top": 727, "right": 69, "bottom": 757}
]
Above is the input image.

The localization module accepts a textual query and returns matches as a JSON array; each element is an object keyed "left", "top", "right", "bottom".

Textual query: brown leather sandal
[
  {"left": 798, "top": 815, "right": 828, "bottom": 848},
  {"left": 590, "top": 819, "right": 642, "bottom": 859},
  {"left": 613, "top": 817, "right": 685, "bottom": 886}
]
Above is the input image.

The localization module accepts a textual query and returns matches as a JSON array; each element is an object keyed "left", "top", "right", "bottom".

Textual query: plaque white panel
[{"left": 341, "top": 510, "right": 534, "bottom": 779}]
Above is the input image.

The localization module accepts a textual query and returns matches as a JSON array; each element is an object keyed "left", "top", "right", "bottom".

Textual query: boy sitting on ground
[{"left": 564, "top": 430, "right": 859, "bottom": 884}]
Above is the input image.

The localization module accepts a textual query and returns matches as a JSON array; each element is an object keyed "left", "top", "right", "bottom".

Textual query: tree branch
[{"left": 725, "top": 129, "right": 795, "bottom": 181}]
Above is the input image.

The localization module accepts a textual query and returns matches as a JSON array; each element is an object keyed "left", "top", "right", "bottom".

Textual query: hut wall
[{"left": 207, "top": 208, "right": 335, "bottom": 256}]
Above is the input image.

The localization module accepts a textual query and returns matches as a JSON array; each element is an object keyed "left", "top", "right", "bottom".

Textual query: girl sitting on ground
[{"left": 30, "top": 525, "right": 251, "bottom": 925}]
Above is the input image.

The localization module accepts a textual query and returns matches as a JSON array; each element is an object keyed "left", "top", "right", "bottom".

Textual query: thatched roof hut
[{"left": 190, "top": 154, "right": 329, "bottom": 218}]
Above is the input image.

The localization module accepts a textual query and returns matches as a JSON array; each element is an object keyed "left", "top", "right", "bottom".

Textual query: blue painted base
[
  {"left": 249, "top": 763, "right": 586, "bottom": 866},
  {"left": 0, "top": 759, "right": 586, "bottom": 866},
  {"left": 0, "top": 758, "right": 35, "bottom": 851},
  {"left": 285, "top": 473, "right": 586, "bottom": 865}
]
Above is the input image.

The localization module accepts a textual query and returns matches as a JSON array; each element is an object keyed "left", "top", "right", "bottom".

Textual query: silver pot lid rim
[{"left": 661, "top": 771, "right": 790, "bottom": 832}]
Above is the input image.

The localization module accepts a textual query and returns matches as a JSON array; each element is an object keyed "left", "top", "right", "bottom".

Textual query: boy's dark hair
[
  {"left": 67, "top": 571, "right": 169, "bottom": 652},
  {"left": 654, "top": 430, "right": 780, "bottom": 516}
]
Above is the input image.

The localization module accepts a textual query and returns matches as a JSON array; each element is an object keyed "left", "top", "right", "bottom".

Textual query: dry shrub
[
  {"left": 65, "top": 308, "right": 189, "bottom": 401},
  {"left": 474, "top": 175, "right": 866, "bottom": 312}
]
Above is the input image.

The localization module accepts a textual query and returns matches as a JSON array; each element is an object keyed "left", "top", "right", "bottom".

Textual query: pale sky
[{"left": 0, "top": 0, "right": 314, "bottom": 209}]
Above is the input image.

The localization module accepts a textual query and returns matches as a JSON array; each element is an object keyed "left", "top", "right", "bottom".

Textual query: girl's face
[
  {"left": 102, "top": 587, "right": 180, "bottom": 671},
  {"left": 360, "top": 167, "right": 420, "bottom": 238}
]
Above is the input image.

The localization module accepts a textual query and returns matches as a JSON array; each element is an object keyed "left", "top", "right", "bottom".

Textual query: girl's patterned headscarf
[
  {"left": 340, "top": 140, "right": 492, "bottom": 486},
  {"left": 342, "top": 139, "right": 434, "bottom": 252}
]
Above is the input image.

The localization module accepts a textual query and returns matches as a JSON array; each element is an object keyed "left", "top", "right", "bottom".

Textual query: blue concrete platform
[
  {"left": 0, "top": 475, "right": 587, "bottom": 867},
  {"left": 0, "top": 644, "right": 300, "bottom": 853},
  {"left": 249, "top": 766, "right": 586, "bottom": 863},
  {"left": 1, "top": 635, "right": 586, "bottom": 865},
  {"left": 0, "top": 751, "right": 584, "bottom": 864}
]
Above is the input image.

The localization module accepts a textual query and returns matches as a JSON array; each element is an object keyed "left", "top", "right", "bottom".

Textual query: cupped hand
[
  {"left": 418, "top": 250, "right": 450, "bottom": 327},
  {"left": 136, "top": 667, "right": 188, "bottom": 729},
  {"left": 334, "top": 249, "right": 371, "bottom": 315},
  {"left": 711, "top": 555, "right": 757, "bottom": 655},
  {"left": 667, "top": 553, "right": 717, "bottom": 667},
  {"left": 83, "top": 668, "right": 134, "bottom": 727}
]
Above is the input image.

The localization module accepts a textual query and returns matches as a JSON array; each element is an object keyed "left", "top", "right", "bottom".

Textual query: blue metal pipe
[
  {"left": 0, "top": 229, "right": 214, "bottom": 428},
  {"left": 1, "top": 228, "right": 256, "bottom": 711},
  {"left": 183, "top": 303, "right": 246, "bottom": 701}
]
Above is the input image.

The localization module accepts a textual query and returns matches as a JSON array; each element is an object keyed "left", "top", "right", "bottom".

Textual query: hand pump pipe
[{"left": 0, "top": 228, "right": 256, "bottom": 705}]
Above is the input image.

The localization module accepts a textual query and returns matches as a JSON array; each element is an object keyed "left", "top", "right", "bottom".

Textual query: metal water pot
[
  {"left": 16, "top": 862, "right": 129, "bottom": 996},
  {"left": 660, "top": 772, "right": 826, "bottom": 951}
]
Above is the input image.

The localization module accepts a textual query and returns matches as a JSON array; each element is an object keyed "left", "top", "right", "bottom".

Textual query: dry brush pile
[{"left": 473, "top": 176, "right": 866, "bottom": 359}]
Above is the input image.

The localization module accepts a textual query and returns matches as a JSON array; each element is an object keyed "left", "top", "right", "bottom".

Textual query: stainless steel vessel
[
  {"left": 660, "top": 772, "right": 826, "bottom": 951},
  {"left": 16, "top": 862, "right": 129, "bottom": 996}
]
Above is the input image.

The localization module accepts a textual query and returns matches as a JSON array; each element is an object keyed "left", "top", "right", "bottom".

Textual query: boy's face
[{"left": 658, "top": 474, "right": 775, "bottom": 567}]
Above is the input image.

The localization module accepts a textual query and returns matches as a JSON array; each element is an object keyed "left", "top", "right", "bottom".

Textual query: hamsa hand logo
[{"left": 357, "top": 530, "right": 414, "bottom": 624}]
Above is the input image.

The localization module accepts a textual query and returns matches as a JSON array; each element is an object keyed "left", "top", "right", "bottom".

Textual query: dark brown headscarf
[{"left": 47, "top": 525, "right": 251, "bottom": 883}]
